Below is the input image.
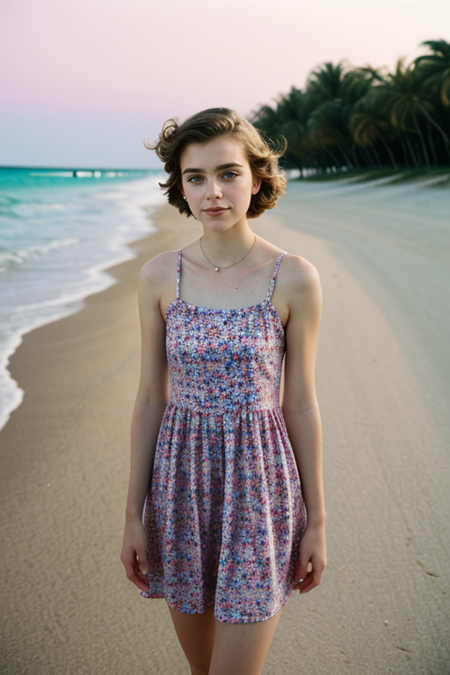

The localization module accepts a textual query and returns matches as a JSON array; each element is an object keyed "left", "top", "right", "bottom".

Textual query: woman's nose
[{"left": 205, "top": 179, "right": 222, "bottom": 200}]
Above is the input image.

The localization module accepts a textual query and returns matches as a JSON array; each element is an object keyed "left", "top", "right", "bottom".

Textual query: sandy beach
[{"left": 1, "top": 178, "right": 449, "bottom": 674}]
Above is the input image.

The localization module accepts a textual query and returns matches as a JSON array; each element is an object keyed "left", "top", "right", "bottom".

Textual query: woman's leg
[
  {"left": 209, "top": 605, "right": 285, "bottom": 675},
  {"left": 169, "top": 607, "right": 283, "bottom": 675},
  {"left": 168, "top": 602, "right": 285, "bottom": 675},
  {"left": 168, "top": 605, "right": 216, "bottom": 675}
]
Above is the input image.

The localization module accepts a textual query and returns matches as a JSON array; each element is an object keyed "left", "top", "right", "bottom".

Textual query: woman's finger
[
  {"left": 121, "top": 548, "right": 150, "bottom": 591},
  {"left": 127, "top": 564, "right": 150, "bottom": 592},
  {"left": 293, "top": 557, "right": 310, "bottom": 585},
  {"left": 298, "top": 563, "right": 325, "bottom": 593},
  {"left": 136, "top": 547, "right": 149, "bottom": 575},
  {"left": 133, "top": 561, "right": 151, "bottom": 592}
]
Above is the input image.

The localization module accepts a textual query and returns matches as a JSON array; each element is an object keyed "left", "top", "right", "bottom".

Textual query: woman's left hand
[{"left": 293, "top": 523, "right": 327, "bottom": 593}]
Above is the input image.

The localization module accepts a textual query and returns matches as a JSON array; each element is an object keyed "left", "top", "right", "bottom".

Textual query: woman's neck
[{"left": 200, "top": 223, "right": 256, "bottom": 269}]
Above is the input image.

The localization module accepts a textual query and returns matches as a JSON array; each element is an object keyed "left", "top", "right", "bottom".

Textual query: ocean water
[{"left": 0, "top": 166, "right": 166, "bottom": 431}]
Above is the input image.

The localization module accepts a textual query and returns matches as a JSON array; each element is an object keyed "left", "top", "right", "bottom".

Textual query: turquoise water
[{"left": 0, "top": 166, "right": 165, "bottom": 430}]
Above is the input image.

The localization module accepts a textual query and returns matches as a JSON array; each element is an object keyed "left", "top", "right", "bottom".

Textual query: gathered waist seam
[{"left": 166, "top": 400, "right": 282, "bottom": 416}]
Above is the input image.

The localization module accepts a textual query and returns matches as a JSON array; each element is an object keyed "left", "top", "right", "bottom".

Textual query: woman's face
[{"left": 179, "top": 136, "right": 261, "bottom": 232}]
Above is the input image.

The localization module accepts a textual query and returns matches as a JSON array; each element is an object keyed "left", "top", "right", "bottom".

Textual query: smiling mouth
[{"left": 203, "top": 207, "right": 229, "bottom": 215}]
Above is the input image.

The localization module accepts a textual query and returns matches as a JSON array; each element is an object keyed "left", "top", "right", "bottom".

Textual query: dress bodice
[{"left": 165, "top": 251, "right": 286, "bottom": 414}]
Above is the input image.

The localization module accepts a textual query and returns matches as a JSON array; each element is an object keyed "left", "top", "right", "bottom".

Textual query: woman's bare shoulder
[
  {"left": 140, "top": 249, "right": 179, "bottom": 282},
  {"left": 139, "top": 250, "right": 180, "bottom": 307},
  {"left": 278, "top": 252, "right": 321, "bottom": 310},
  {"left": 280, "top": 252, "right": 320, "bottom": 287}
]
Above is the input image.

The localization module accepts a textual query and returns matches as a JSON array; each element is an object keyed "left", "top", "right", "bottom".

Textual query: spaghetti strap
[
  {"left": 266, "top": 252, "right": 286, "bottom": 301},
  {"left": 176, "top": 250, "right": 182, "bottom": 299}
]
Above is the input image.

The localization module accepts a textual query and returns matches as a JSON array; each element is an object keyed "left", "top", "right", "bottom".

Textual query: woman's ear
[{"left": 252, "top": 178, "right": 261, "bottom": 195}]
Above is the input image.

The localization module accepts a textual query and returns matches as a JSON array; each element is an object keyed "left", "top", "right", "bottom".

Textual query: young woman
[{"left": 121, "top": 108, "right": 326, "bottom": 675}]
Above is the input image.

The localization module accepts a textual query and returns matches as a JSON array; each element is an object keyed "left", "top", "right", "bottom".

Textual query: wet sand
[{"left": 1, "top": 179, "right": 449, "bottom": 674}]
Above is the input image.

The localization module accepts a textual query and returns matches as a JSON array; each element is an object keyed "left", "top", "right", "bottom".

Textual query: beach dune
[{"left": 1, "top": 179, "right": 449, "bottom": 674}]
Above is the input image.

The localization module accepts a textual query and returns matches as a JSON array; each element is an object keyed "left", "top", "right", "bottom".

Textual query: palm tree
[
  {"left": 350, "top": 93, "right": 399, "bottom": 168},
  {"left": 414, "top": 39, "right": 450, "bottom": 106},
  {"left": 251, "top": 104, "right": 282, "bottom": 142},
  {"left": 386, "top": 57, "right": 450, "bottom": 164},
  {"left": 373, "top": 58, "right": 433, "bottom": 166},
  {"left": 252, "top": 39, "right": 450, "bottom": 174},
  {"left": 305, "top": 62, "right": 379, "bottom": 171},
  {"left": 340, "top": 68, "right": 383, "bottom": 169},
  {"left": 307, "top": 99, "right": 355, "bottom": 170},
  {"left": 414, "top": 39, "right": 450, "bottom": 164},
  {"left": 252, "top": 88, "right": 315, "bottom": 172}
]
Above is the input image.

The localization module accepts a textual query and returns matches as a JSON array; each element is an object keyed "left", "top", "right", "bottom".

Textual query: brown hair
[{"left": 145, "top": 108, "right": 287, "bottom": 218}]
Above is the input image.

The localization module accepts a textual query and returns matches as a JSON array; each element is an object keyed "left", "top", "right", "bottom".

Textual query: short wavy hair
[{"left": 145, "top": 108, "right": 287, "bottom": 218}]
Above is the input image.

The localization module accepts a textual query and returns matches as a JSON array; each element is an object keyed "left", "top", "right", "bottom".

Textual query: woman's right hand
[{"left": 120, "top": 518, "right": 150, "bottom": 592}]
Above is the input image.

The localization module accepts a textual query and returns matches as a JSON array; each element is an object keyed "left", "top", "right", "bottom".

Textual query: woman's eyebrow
[
  {"left": 182, "top": 162, "right": 243, "bottom": 175},
  {"left": 215, "top": 162, "right": 243, "bottom": 171}
]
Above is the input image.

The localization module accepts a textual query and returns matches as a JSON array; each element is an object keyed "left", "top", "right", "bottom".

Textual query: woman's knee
[
  {"left": 168, "top": 605, "right": 216, "bottom": 674},
  {"left": 209, "top": 606, "right": 284, "bottom": 675}
]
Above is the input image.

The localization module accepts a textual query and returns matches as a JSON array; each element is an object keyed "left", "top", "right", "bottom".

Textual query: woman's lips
[{"left": 203, "top": 207, "right": 229, "bottom": 216}]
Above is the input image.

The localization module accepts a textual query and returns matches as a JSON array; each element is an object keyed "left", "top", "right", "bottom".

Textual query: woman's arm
[
  {"left": 120, "top": 256, "right": 171, "bottom": 591},
  {"left": 281, "top": 256, "right": 327, "bottom": 594}
]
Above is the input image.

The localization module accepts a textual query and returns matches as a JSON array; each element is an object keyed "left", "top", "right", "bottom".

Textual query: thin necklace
[{"left": 199, "top": 234, "right": 257, "bottom": 272}]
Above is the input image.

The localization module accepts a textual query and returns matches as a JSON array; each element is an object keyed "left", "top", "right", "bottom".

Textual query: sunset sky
[{"left": 1, "top": 0, "right": 449, "bottom": 169}]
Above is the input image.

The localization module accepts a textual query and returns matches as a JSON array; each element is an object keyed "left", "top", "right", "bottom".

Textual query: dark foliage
[{"left": 251, "top": 40, "right": 450, "bottom": 176}]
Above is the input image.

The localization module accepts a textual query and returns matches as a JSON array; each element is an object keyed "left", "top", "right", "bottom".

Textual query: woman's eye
[
  {"left": 223, "top": 171, "right": 238, "bottom": 179},
  {"left": 187, "top": 175, "right": 203, "bottom": 183}
]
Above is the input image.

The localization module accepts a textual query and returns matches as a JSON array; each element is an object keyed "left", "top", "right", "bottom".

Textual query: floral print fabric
[{"left": 141, "top": 251, "right": 307, "bottom": 623}]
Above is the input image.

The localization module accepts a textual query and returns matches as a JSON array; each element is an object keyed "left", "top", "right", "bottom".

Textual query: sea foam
[{"left": 0, "top": 167, "right": 166, "bottom": 431}]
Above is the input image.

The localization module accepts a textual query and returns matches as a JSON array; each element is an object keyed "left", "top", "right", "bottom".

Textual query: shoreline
[
  {"left": 0, "top": 172, "right": 165, "bottom": 432},
  {"left": 1, "top": 203, "right": 202, "bottom": 438},
  {"left": 0, "top": 227, "right": 149, "bottom": 433}
]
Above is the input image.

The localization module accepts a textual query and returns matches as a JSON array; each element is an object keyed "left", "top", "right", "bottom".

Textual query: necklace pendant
[{"left": 215, "top": 267, "right": 220, "bottom": 272}]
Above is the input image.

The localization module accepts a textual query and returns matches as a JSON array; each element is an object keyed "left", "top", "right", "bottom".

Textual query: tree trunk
[
  {"left": 416, "top": 101, "right": 450, "bottom": 159},
  {"left": 350, "top": 141, "right": 362, "bottom": 169},
  {"left": 370, "top": 142, "right": 383, "bottom": 169},
  {"left": 377, "top": 132, "right": 399, "bottom": 169},
  {"left": 398, "top": 133, "right": 409, "bottom": 168},
  {"left": 356, "top": 143, "right": 371, "bottom": 169},
  {"left": 426, "top": 117, "right": 438, "bottom": 166},
  {"left": 412, "top": 109, "right": 430, "bottom": 168},
  {"left": 405, "top": 133, "right": 420, "bottom": 168},
  {"left": 338, "top": 143, "right": 355, "bottom": 171},
  {"left": 413, "top": 108, "right": 430, "bottom": 169},
  {"left": 361, "top": 144, "right": 374, "bottom": 169},
  {"left": 364, "top": 143, "right": 378, "bottom": 169},
  {"left": 321, "top": 144, "right": 341, "bottom": 171}
]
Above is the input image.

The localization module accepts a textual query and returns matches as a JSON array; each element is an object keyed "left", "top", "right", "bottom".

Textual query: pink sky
[{"left": 1, "top": 0, "right": 449, "bottom": 168}]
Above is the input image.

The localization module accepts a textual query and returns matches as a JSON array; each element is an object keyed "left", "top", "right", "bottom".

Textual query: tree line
[{"left": 251, "top": 39, "right": 450, "bottom": 176}]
